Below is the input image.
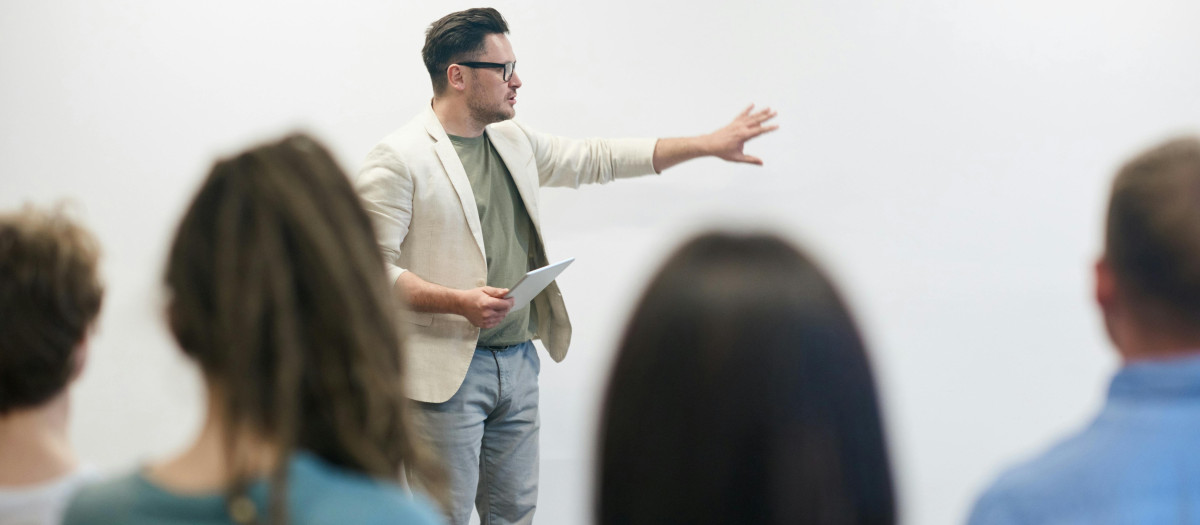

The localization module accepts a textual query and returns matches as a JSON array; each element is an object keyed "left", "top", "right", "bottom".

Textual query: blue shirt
[
  {"left": 62, "top": 451, "right": 443, "bottom": 525},
  {"left": 968, "top": 354, "right": 1200, "bottom": 524}
]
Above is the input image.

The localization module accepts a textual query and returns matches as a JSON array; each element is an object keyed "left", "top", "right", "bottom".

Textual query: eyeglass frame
[{"left": 454, "top": 61, "right": 517, "bottom": 82}]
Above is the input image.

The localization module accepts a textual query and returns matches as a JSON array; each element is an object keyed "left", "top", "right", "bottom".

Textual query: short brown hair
[
  {"left": 0, "top": 205, "right": 103, "bottom": 414},
  {"left": 1105, "top": 136, "right": 1200, "bottom": 333},
  {"left": 422, "top": 7, "right": 509, "bottom": 95}
]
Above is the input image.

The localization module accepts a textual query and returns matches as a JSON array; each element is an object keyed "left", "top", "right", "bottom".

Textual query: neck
[
  {"left": 1120, "top": 346, "right": 1200, "bottom": 364},
  {"left": 431, "top": 96, "right": 486, "bottom": 137},
  {"left": 1115, "top": 320, "right": 1200, "bottom": 364},
  {"left": 146, "top": 391, "right": 279, "bottom": 493},
  {"left": 0, "top": 393, "right": 77, "bottom": 487}
]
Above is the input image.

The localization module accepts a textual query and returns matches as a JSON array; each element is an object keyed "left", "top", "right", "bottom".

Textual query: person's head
[
  {"left": 597, "top": 232, "right": 895, "bottom": 525},
  {"left": 165, "top": 133, "right": 442, "bottom": 520},
  {"left": 0, "top": 205, "right": 103, "bottom": 416},
  {"left": 1097, "top": 136, "right": 1200, "bottom": 358},
  {"left": 423, "top": 8, "right": 521, "bottom": 124}
]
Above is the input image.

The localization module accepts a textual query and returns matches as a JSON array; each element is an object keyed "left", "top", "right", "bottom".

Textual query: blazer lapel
[
  {"left": 487, "top": 127, "right": 542, "bottom": 234},
  {"left": 423, "top": 109, "right": 487, "bottom": 261}
]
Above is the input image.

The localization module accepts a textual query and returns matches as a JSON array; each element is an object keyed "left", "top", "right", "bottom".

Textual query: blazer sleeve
[
  {"left": 512, "top": 120, "right": 659, "bottom": 188},
  {"left": 355, "top": 145, "right": 414, "bottom": 286}
]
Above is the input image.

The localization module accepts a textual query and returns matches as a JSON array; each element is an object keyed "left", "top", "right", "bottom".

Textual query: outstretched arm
[{"left": 651, "top": 104, "right": 779, "bottom": 173}]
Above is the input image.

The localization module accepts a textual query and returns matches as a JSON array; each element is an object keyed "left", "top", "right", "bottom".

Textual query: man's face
[{"left": 465, "top": 33, "right": 521, "bottom": 125}]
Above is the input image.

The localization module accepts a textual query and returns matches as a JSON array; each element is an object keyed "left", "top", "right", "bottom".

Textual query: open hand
[{"left": 706, "top": 104, "right": 779, "bottom": 165}]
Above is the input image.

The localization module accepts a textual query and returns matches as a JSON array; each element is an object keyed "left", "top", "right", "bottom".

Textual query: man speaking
[{"left": 356, "top": 8, "right": 777, "bottom": 524}]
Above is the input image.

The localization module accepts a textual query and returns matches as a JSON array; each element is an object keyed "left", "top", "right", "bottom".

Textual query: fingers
[
  {"left": 741, "top": 108, "right": 776, "bottom": 130},
  {"left": 479, "top": 300, "right": 512, "bottom": 328},
  {"left": 745, "top": 123, "right": 780, "bottom": 139},
  {"left": 736, "top": 154, "right": 764, "bottom": 166},
  {"left": 750, "top": 108, "right": 777, "bottom": 124},
  {"left": 730, "top": 107, "right": 778, "bottom": 141},
  {"left": 737, "top": 105, "right": 774, "bottom": 122},
  {"left": 484, "top": 295, "right": 513, "bottom": 313},
  {"left": 481, "top": 286, "right": 509, "bottom": 298},
  {"left": 735, "top": 108, "right": 778, "bottom": 147}
]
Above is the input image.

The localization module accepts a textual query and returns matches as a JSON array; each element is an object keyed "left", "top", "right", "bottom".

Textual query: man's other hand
[{"left": 459, "top": 286, "right": 515, "bottom": 328}]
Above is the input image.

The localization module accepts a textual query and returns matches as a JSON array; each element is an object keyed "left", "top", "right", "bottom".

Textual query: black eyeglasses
[{"left": 456, "top": 61, "right": 516, "bottom": 82}]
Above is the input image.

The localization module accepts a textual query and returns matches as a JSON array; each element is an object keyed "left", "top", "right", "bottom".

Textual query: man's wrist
[
  {"left": 695, "top": 133, "right": 718, "bottom": 157},
  {"left": 450, "top": 288, "right": 470, "bottom": 317}
]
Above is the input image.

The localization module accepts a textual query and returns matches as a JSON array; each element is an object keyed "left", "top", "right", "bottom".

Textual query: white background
[{"left": 3, "top": 1, "right": 1200, "bottom": 523}]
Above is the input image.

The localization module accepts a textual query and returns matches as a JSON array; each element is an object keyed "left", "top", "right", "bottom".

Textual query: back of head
[
  {"left": 1105, "top": 136, "right": 1200, "bottom": 338},
  {"left": 0, "top": 205, "right": 103, "bottom": 415},
  {"left": 422, "top": 7, "right": 509, "bottom": 95},
  {"left": 597, "top": 232, "right": 895, "bottom": 525},
  {"left": 164, "top": 133, "right": 440, "bottom": 515}
]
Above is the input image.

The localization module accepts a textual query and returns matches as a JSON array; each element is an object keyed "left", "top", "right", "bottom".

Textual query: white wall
[{"left": 3, "top": 1, "right": 1199, "bottom": 523}]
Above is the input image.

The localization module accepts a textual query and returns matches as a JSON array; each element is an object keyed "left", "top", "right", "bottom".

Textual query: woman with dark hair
[
  {"left": 63, "top": 134, "right": 445, "bottom": 525},
  {"left": 597, "top": 232, "right": 895, "bottom": 525}
]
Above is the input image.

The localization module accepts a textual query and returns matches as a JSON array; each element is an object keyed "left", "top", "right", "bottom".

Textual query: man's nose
[{"left": 509, "top": 71, "right": 522, "bottom": 88}]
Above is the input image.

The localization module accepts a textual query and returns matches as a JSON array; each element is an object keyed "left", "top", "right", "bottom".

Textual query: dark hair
[
  {"left": 1106, "top": 136, "right": 1200, "bottom": 335},
  {"left": 0, "top": 205, "right": 103, "bottom": 415},
  {"left": 165, "top": 133, "right": 444, "bottom": 523},
  {"left": 597, "top": 232, "right": 895, "bottom": 525},
  {"left": 422, "top": 7, "right": 509, "bottom": 95}
]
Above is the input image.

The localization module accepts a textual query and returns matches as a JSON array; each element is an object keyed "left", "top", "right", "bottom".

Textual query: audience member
[
  {"left": 62, "top": 134, "right": 445, "bottom": 525},
  {"left": 596, "top": 232, "right": 895, "bottom": 525},
  {"left": 968, "top": 136, "right": 1200, "bottom": 524},
  {"left": 0, "top": 205, "right": 103, "bottom": 525}
]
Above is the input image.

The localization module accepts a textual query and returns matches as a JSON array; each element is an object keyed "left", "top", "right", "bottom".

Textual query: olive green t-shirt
[{"left": 449, "top": 132, "right": 538, "bottom": 346}]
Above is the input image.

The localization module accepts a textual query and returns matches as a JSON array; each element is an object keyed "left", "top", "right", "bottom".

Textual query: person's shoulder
[
  {"left": 967, "top": 423, "right": 1117, "bottom": 524},
  {"left": 289, "top": 454, "right": 442, "bottom": 525},
  {"left": 61, "top": 471, "right": 144, "bottom": 525}
]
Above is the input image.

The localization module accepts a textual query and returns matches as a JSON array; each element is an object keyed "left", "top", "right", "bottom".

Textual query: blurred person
[
  {"left": 968, "top": 137, "right": 1200, "bottom": 524},
  {"left": 356, "top": 8, "right": 777, "bottom": 523},
  {"left": 63, "top": 134, "right": 445, "bottom": 525},
  {"left": 596, "top": 232, "right": 895, "bottom": 525},
  {"left": 0, "top": 205, "right": 103, "bottom": 525}
]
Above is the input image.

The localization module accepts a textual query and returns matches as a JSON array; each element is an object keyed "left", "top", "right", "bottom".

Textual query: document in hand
[{"left": 504, "top": 258, "right": 575, "bottom": 312}]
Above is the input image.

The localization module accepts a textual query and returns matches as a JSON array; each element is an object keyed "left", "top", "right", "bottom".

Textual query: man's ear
[
  {"left": 447, "top": 64, "right": 467, "bottom": 92},
  {"left": 70, "top": 336, "right": 90, "bottom": 383},
  {"left": 1095, "top": 256, "right": 1116, "bottom": 314}
]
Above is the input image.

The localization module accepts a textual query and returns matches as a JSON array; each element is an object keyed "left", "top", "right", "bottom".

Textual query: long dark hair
[
  {"left": 597, "top": 232, "right": 895, "bottom": 524},
  {"left": 165, "top": 133, "right": 444, "bottom": 523}
]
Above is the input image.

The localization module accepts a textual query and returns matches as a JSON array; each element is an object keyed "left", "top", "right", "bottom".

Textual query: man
[
  {"left": 968, "top": 137, "right": 1200, "bottom": 524},
  {"left": 0, "top": 205, "right": 103, "bottom": 525},
  {"left": 356, "top": 7, "right": 776, "bottom": 524}
]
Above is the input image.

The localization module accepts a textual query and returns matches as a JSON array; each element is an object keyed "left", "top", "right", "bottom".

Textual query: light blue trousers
[{"left": 412, "top": 341, "right": 541, "bottom": 525}]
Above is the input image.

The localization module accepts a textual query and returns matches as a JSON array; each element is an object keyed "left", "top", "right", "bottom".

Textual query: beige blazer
[{"left": 356, "top": 107, "right": 657, "bottom": 403}]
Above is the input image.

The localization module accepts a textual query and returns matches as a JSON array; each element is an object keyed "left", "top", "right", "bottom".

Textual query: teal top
[
  {"left": 449, "top": 131, "right": 538, "bottom": 346},
  {"left": 62, "top": 451, "right": 443, "bottom": 525}
]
